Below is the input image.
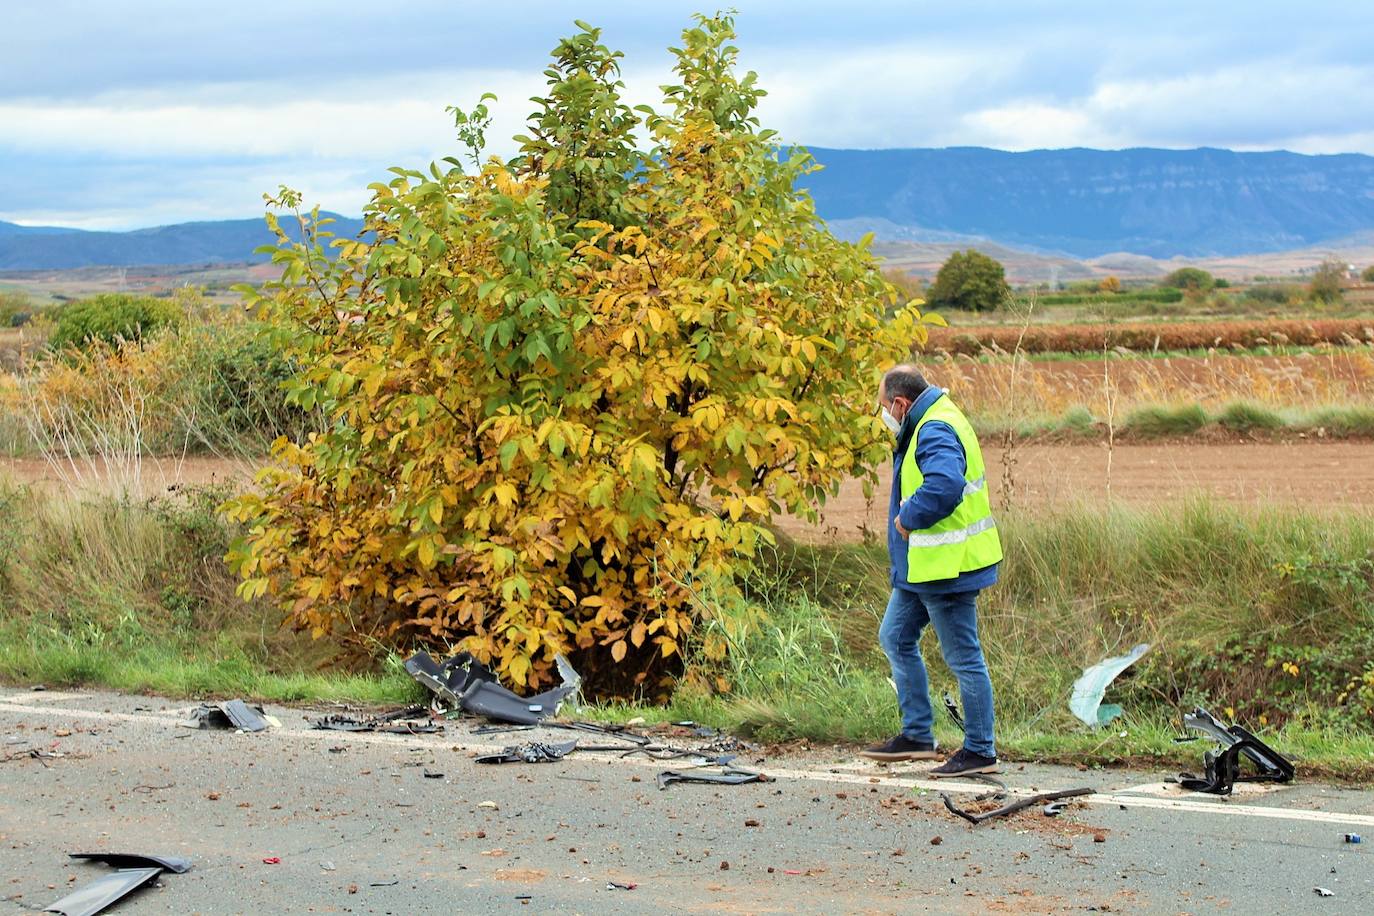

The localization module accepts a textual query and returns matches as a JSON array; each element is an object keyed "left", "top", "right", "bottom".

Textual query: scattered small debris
[
  {"left": 942, "top": 788, "right": 1094, "bottom": 826},
  {"left": 478, "top": 801, "right": 499, "bottom": 810},
  {"left": 31, "top": 684, "right": 47, "bottom": 691},
  {"left": 1314, "top": 886, "right": 1335, "bottom": 898},
  {"left": 930, "top": 836, "right": 943, "bottom": 846},
  {"left": 204, "top": 792, "right": 221, "bottom": 801},
  {"left": 719, "top": 861, "right": 730, "bottom": 871},
  {"left": 321, "top": 862, "right": 336, "bottom": 871},
  {"left": 1344, "top": 833, "right": 1361, "bottom": 844},
  {"left": 607, "top": 881, "right": 637, "bottom": 890},
  {"left": 1093, "top": 833, "right": 1107, "bottom": 844},
  {"left": 475, "top": 740, "right": 578, "bottom": 765},
  {"left": 1043, "top": 801, "right": 1070, "bottom": 817},
  {"left": 370, "top": 879, "right": 399, "bottom": 887},
  {"left": 262, "top": 857, "right": 280, "bottom": 865},
  {"left": 310, "top": 706, "right": 440, "bottom": 734},
  {"left": 744, "top": 818, "right": 760, "bottom": 827},
  {"left": 422, "top": 770, "right": 444, "bottom": 779}
]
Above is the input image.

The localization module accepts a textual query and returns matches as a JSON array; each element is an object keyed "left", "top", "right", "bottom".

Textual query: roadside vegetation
[{"left": 2, "top": 480, "right": 1370, "bottom": 777}]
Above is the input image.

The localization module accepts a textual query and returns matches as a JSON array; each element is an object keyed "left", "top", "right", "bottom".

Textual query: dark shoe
[
  {"left": 929, "top": 747, "right": 999, "bottom": 778},
  {"left": 859, "top": 735, "right": 938, "bottom": 761}
]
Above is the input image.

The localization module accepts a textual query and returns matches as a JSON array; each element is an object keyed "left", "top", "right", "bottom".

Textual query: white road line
[
  {"left": 4, "top": 696, "right": 1373, "bottom": 829},
  {"left": 0, "top": 691, "right": 86, "bottom": 704}
]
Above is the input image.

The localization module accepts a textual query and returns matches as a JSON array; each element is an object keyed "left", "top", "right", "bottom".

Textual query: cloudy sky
[{"left": 3, "top": 0, "right": 1371, "bottom": 229}]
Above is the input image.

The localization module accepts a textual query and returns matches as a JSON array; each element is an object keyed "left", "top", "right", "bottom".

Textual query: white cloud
[
  {"left": 746, "top": 44, "right": 1027, "bottom": 149},
  {"left": 953, "top": 61, "right": 1374, "bottom": 153},
  {"left": 0, "top": 71, "right": 545, "bottom": 162}
]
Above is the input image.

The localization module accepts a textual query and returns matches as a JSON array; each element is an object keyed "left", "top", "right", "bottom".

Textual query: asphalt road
[{"left": 2, "top": 689, "right": 1371, "bottom": 915}]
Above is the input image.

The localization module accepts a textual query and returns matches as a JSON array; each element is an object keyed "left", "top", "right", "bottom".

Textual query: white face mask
[{"left": 879, "top": 404, "right": 902, "bottom": 435}]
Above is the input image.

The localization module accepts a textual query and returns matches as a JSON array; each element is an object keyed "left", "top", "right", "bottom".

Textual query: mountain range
[{"left": 3, "top": 146, "right": 1374, "bottom": 270}]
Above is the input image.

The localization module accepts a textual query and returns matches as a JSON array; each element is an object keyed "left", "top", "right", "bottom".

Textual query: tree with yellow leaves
[{"left": 225, "top": 14, "right": 933, "bottom": 694}]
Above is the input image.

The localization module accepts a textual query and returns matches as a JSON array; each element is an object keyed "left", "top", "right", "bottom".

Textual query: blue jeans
[{"left": 878, "top": 587, "right": 996, "bottom": 757}]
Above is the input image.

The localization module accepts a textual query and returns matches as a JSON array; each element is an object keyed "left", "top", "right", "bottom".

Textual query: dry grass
[
  {"left": 930, "top": 348, "right": 1374, "bottom": 430},
  {"left": 929, "top": 317, "right": 1374, "bottom": 354}
]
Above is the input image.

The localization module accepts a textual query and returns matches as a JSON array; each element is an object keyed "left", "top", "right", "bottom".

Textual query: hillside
[
  {"left": 0, "top": 215, "right": 365, "bottom": 271},
  {"left": 4, "top": 146, "right": 1374, "bottom": 268},
  {"left": 804, "top": 147, "right": 1374, "bottom": 258}
]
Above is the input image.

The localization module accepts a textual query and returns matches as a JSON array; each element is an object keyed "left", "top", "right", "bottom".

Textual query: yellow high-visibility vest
[{"left": 899, "top": 395, "right": 1003, "bottom": 583}]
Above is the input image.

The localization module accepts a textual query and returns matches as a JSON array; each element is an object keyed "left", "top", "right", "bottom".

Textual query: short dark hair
[{"left": 882, "top": 365, "right": 928, "bottom": 402}]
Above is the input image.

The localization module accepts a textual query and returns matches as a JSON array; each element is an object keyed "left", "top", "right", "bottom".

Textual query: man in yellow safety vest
[{"left": 860, "top": 364, "right": 1003, "bottom": 777}]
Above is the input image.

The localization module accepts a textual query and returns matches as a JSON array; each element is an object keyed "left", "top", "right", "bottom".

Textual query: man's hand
[{"left": 893, "top": 515, "right": 909, "bottom": 538}]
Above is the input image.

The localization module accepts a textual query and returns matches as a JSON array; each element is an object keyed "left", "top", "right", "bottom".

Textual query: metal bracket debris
[
  {"left": 656, "top": 768, "right": 767, "bottom": 790},
  {"left": 475, "top": 740, "right": 579, "bottom": 765},
  {"left": 942, "top": 692, "right": 965, "bottom": 733},
  {"left": 404, "top": 651, "right": 581, "bottom": 725},
  {"left": 941, "top": 787, "right": 1093, "bottom": 826},
  {"left": 1175, "top": 706, "right": 1295, "bottom": 796}
]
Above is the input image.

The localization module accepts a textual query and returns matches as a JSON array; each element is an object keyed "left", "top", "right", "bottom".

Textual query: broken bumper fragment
[{"left": 404, "top": 650, "right": 581, "bottom": 725}]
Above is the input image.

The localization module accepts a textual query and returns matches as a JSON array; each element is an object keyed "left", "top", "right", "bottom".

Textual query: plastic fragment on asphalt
[
  {"left": 179, "top": 700, "right": 272, "bottom": 732},
  {"left": 68, "top": 853, "right": 191, "bottom": 874},
  {"left": 1315, "top": 886, "right": 1335, "bottom": 897},
  {"left": 1069, "top": 643, "right": 1150, "bottom": 727},
  {"left": 656, "top": 768, "right": 767, "bottom": 790},
  {"left": 43, "top": 867, "right": 162, "bottom": 916}
]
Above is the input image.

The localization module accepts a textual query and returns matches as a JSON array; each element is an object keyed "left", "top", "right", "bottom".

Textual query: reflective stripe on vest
[
  {"left": 906, "top": 515, "right": 997, "bottom": 547},
  {"left": 899, "top": 395, "right": 1003, "bottom": 583}
]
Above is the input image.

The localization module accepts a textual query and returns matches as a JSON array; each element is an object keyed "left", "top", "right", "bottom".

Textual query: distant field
[{"left": 0, "top": 262, "right": 272, "bottom": 306}]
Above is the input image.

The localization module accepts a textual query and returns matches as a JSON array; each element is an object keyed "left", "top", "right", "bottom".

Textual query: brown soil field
[
  {"left": 5, "top": 442, "right": 1372, "bottom": 545},
  {"left": 775, "top": 440, "right": 1374, "bottom": 543}
]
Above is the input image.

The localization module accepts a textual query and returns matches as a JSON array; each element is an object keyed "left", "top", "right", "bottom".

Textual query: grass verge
[{"left": 0, "top": 479, "right": 418, "bottom": 705}]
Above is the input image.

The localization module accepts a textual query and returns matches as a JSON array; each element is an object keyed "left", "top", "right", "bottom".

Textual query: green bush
[
  {"left": 1123, "top": 403, "right": 1207, "bottom": 436},
  {"left": 49, "top": 293, "right": 184, "bottom": 351},
  {"left": 160, "top": 320, "right": 317, "bottom": 454},
  {"left": 0, "top": 291, "right": 33, "bottom": 327},
  {"left": 1243, "top": 283, "right": 1303, "bottom": 304},
  {"left": 1305, "top": 405, "right": 1374, "bottom": 437},
  {"left": 1164, "top": 267, "right": 1215, "bottom": 291},
  {"left": 1217, "top": 401, "right": 1284, "bottom": 432},
  {"left": 1033, "top": 287, "right": 1183, "bottom": 307}
]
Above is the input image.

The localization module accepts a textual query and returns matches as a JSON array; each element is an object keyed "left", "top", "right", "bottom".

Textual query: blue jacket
[{"left": 887, "top": 386, "right": 1000, "bottom": 595}]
